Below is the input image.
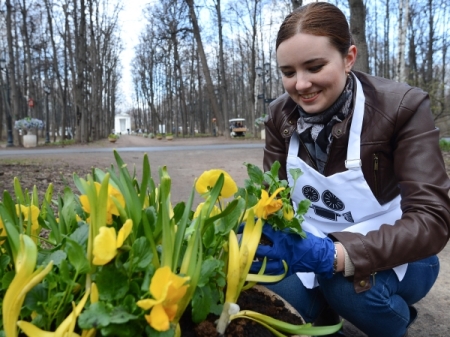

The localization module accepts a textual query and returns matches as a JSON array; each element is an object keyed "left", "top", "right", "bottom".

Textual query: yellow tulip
[
  {"left": 193, "top": 202, "right": 221, "bottom": 219},
  {"left": 254, "top": 188, "right": 285, "bottom": 219},
  {"left": 15, "top": 204, "right": 40, "bottom": 237},
  {"left": 3, "top": 234, "right": 53, "bottom": 337},
  {"left": 137, "top": 266, "right": 190, "bottom": 332},
  {"left": 0, "top": 217, "right": 5, "bottom": 244},
  {"left": 283, "top": 204, "right": 294, "bottom": 221},
  {"left": 195, "top": 169, "right": 237, "bottom": 199},
  {"left": 92, "top": 219, "right": 133, "bottom": 265},
  {"left": 80, "top": 182, "right": 125, "bottom": 225}
]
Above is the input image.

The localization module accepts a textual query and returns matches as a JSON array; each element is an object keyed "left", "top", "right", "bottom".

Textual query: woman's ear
[{"left": 345, "top": 45, "right": 357, "bottom": 72}]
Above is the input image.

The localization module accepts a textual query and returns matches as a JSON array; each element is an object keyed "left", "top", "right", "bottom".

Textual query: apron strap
[
  {"left": 345, "top": 74, "right": 365, "bottom": 170},
  {"left": 288, "top": 130, "right": 300, "bottom": 158}
]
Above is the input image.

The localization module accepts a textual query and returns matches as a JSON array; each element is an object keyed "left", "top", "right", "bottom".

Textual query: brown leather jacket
[{"left": 263, "top": 71, "right": 450, "bottom": 292}]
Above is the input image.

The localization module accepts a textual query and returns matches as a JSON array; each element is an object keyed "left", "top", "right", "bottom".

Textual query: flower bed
[{"left": 0, "top": 152, "right": 341, "bottom": 337}]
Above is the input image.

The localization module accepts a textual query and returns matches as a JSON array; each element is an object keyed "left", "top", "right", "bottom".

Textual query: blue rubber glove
[{"left": 251, "top": 224, "right": 335, "bottom": 278}]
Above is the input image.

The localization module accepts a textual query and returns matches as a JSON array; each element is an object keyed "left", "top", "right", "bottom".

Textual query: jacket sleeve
[{"left": 331, "top": 88, "right": 450, "bottom": 293}]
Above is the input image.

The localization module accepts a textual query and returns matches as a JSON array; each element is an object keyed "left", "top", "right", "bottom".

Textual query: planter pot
[
  {"left": 166, "top": 135, "right": 173, "bottom": 140},
  {"left": 23, "top": 134, "right": 37, "bottom": 148},
  {"left": 108, "top": 138, "right": 117, "bottom": 143},
  {"left": 180, "top": 285, "right": 306, "bottom": 337},
  {"left": 156, "top": 135, "right": 163, "bottom": 140}
]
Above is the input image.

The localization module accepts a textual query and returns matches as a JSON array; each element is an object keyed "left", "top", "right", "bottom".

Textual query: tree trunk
[
  {"left": 215, "top": 0, "right": 230, "bottom": 138},
  {"left": 396, "top": 0, "right": 409, "bottom": 83},
  {"left": 184, "top": 0, "right": 222, "bottom": 135},
  {"left": 5, "top": 0, "right": 20, "bottom": 145},
  {"left": 348, "top": 0, "right": 369, "bottom": 73}
]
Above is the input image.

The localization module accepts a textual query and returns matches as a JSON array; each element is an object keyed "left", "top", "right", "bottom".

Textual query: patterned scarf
[{"left": 296, "top": 75, "right": 354, "bottom": 174}]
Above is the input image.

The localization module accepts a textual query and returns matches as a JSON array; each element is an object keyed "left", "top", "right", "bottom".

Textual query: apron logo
[{"left": 302, "top": 186, "right": 354, "bottom": 223}]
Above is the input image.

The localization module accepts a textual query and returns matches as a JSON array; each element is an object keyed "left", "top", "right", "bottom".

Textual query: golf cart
[{"left": 229, "top": 118, "right": 247, "bottom": 137}]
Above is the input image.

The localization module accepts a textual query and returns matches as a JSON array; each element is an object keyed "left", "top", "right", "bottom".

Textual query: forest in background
[{"left": 0, "top": 0, "right": 449, "bottom": 145}]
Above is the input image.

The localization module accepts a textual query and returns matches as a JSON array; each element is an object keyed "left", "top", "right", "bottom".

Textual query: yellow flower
[
  {"left": 15, "top": 204, "right": 40, "bottom": 230},
  {"left": 137, "top": 266, "right": 190, "bottom": 332},
  {"left": 0, "top": 217, "right": 5, "bottom": 244},
  {"left": 80, "top": 182, "right": 125, "bottom": 225},
  {"left": 92, "top": 219, "right": 133, "bottom": 265},
  {"left": 3, "top": 234, "right": 53, "bottom": 337},
  {"left": 193, "top": 202, "right": 221, "bottom": 219},
  {"left": 254, "top": 188, "right": 285, "bottom": 219},
  {"left": 283, "top": 204, "right": 294, "bottom": 221},
  {"left": 195, "top": 169, "right": 237, "bottom": 199}
]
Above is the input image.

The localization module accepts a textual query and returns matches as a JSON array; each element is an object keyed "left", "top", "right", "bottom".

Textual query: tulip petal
[
  {"left": 116, "top": 219, "right": 133, "bottom": 248},
  {"left": 93, "top": 227, "right": 117, "bottom": 265},
  {"left": 146, "top": 304, "right": 170, "bottom": 331}
]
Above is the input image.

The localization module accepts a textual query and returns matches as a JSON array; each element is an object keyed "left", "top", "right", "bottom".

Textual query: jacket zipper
[{"left": 373, "top": 153, "right": 379, "bottom": 197}]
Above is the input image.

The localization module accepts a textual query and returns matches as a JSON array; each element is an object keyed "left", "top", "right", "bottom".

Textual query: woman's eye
[
  {"left": 309, "top": 65, "right": 324, "bottom": 73},
  {"left": 282, "top": 71, "right": 295, "bottom": 78}
]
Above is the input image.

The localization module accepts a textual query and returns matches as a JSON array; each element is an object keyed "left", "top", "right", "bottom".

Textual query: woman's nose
[{"left": 295, "top": 74, "right": 311, "bottom": 91}]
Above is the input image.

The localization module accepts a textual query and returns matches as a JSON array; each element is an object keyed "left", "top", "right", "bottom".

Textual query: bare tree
[
  {"left": 349, "top": 0, "right": 369, "bottom": 72},
  {"left": 396, "top": 0, "right": 409, "bottom": 83},
  {"left": 184, "top": 0, "right": 223, "bottom": 135}
]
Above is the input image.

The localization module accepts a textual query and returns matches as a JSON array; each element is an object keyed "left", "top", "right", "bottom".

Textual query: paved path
[{"left": 1, "top": 134, "right": 449, "bottom": 336}]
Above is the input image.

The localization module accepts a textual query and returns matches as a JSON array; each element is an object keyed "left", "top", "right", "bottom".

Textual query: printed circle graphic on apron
[
  {"left": 322, "top": 190, "right": 345, "bottom": 211},
  {"left": 302, "top": 185, "right": 320, "bottom": 202}
]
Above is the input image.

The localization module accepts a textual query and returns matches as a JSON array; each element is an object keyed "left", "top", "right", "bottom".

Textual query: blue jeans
[{"left": 265, "top": 255, "right": 439, "bottom": 337}]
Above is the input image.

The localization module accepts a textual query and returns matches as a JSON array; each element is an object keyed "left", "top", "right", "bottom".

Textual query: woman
[{"left": 257, "top": 2, "right": 450, "bottom": 337}]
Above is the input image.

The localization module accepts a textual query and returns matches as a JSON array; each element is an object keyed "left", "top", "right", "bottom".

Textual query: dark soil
[
  {"left": 0, "top": 162, "right": 93, "bottom": 201},
  {"left": 179, "top": 286, "right": 304, "bottom": 337}
]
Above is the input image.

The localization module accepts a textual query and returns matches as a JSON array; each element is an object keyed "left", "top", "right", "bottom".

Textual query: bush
[{"left": 439, "top": 139, "right": 450, "bottom": 152}]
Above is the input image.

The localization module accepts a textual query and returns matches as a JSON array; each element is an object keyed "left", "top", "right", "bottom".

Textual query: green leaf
[
  {"left": 65, "top": 238, "right": 90, "bottom": 274},
  {"left": 101, "top": 322, "right": 144, "bottom": 337},
  {"left": 78, "top": 302, "right": 111, "bottom": 329},
  {"left": 59, "top": 259, "right": 77, "bottom": 286},
  {"left": 244, "top": 162, "right": 264, "bottom": 185},
  {"left": 288, "top": 167, "right": 303, "bottom": 191},
  {"left": 24, "top": 283, "right": 47, "bottom": 311},
  {"left": 110, "top": 306, "right": 138, "bottom": 324},
  {"left": 269, "top": 160, "right": 281, "bottom": 180},
  {"left": 69, "top": 223, "right": 89, "bottom": 246},
  {"left": 202, "top": 223, "right": 216, "bottom": 249},
  {"left": 0, "top": 255, "right": 10, "bottom": 271},
  {"left": 96, "top": 264, "right": 129, "bottom": 301},
  {"left": 297, "top": 199, "right": 311, "bottom": 216},
  {"left": 191, "top": 286, "right": 211, "bottom": 323},
  {"left": 42, "top": 250, "right": 67, "bottom": 267},
  {"left": 2, "top": 271, "right": 14, "bottom": 290},
  {"left": 129, "top": 237, "right": 153, "bottom": 270}
]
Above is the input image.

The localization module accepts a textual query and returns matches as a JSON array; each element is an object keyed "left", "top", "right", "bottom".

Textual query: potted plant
[
  {"left": 166, "top": 133, "right": 173, "bottom": 140},
  {"left": 14, "top": 117, "right": 44, "bottom": 148},
  {"left": 156, "top": 133, "right": 163, "bottom": 140},
  {"left": 0, "top": 153, "right": 342, "bottom": 337},
  {"left": 108, "top": 133, "right": 119, "bottom": 142}
]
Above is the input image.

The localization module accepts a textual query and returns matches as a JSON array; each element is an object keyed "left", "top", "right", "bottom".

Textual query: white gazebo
[{"left": 114, "top": 113, "right": 131, "bottom": 134}]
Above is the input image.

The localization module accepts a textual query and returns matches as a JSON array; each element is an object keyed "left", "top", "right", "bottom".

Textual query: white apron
[{"left": 287, "top": 75, "right": 407, "bottom": 288}]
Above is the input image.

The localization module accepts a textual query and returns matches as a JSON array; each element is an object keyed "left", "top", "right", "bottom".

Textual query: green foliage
[
  {"left": 238, "top": 161, "right": 308, "bottom": 237},
  {"left": 439, "top": 139, "right": 450, "bottom": 152}
]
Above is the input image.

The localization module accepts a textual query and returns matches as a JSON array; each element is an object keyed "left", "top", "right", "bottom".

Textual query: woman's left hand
[{"left": 251, "top": 224, "right": 335, "bottom": 278}]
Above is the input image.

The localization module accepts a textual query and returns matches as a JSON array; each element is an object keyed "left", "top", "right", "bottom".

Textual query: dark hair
[{"left": 276, "top": 2, "right": 352, "bottom": 56}]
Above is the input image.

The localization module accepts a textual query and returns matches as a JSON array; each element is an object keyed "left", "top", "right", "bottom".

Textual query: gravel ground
[{"left": 0, "top": 134, "right": 449, "bottom": 337}]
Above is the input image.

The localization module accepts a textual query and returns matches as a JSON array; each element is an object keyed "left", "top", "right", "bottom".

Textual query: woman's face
[{"left": 277, "top": 33, "right": 356, "bottom": 114}]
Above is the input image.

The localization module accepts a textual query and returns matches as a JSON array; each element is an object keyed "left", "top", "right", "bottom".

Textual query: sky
[
  {"left": 116, "top": 0, "right": 319, "bottom": 112},
  {"left": 117, "top": 0, "right": 151, "bottom": 111}
]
